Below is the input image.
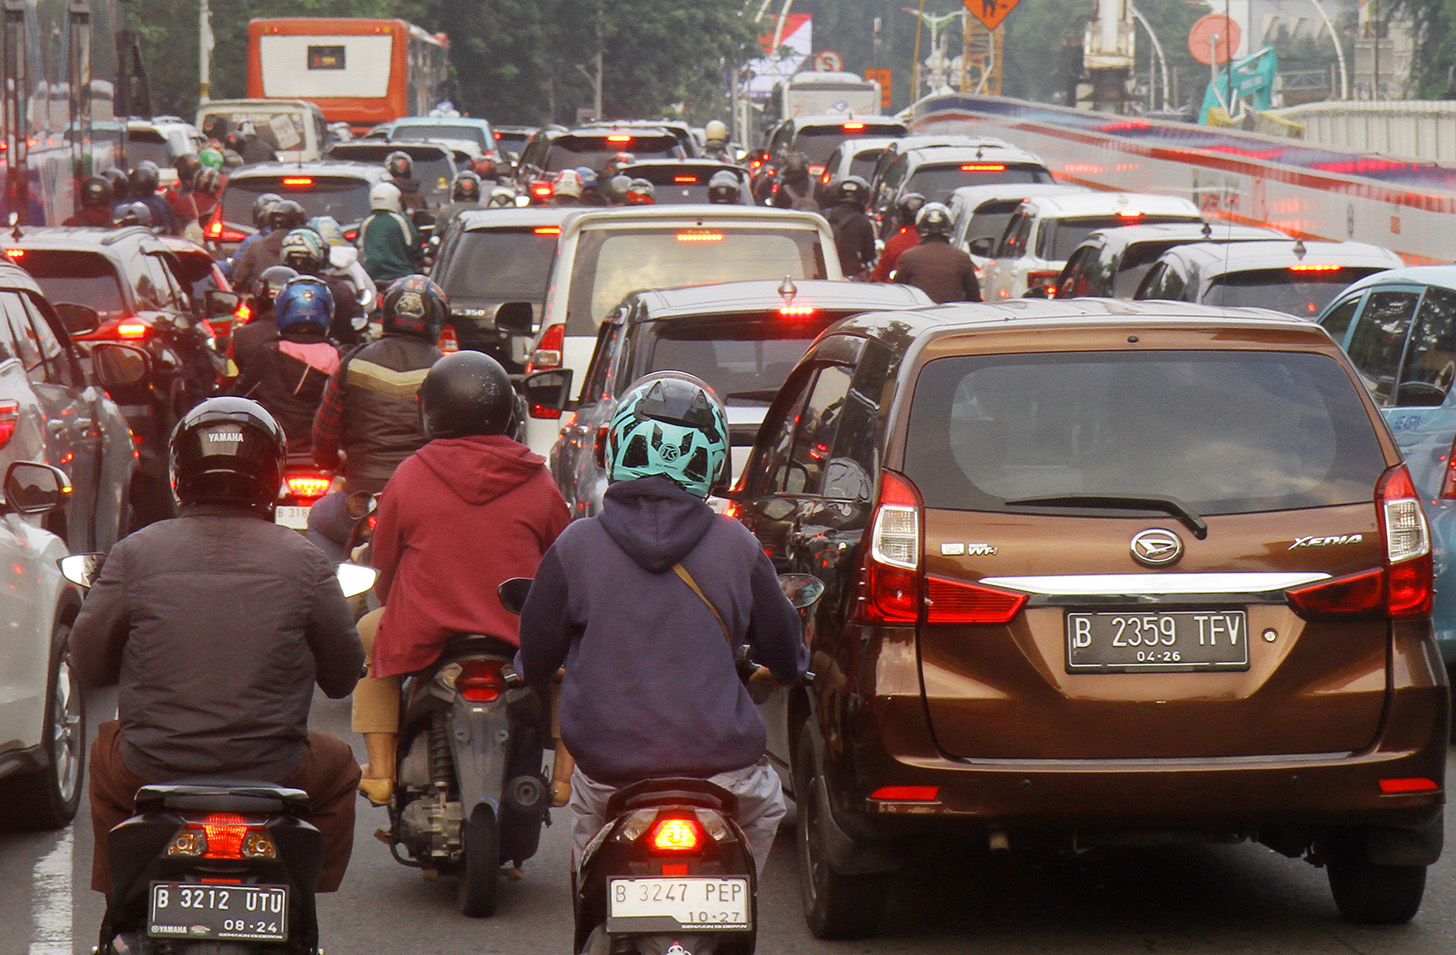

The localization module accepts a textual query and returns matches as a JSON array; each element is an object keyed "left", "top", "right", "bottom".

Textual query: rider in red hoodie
[{"left": 352, "top": 351, "right": 570, "bottom": 804}]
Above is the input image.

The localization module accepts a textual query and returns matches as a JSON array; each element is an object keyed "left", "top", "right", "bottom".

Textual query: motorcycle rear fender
[{"left": 448, "top": 692, "right": 513, "bottom": 815}]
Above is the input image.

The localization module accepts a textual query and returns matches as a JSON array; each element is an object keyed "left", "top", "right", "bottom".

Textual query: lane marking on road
[{"left": 29, "top": 828, "right": 72, "bottom": 955}]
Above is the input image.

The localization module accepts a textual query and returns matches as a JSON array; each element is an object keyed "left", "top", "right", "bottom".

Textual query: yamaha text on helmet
[
  {"left": 169, "top": 397, "right": 287, "bottom": 511},
  {"left": 382, "top": 274, "right": 448, "bottom": 342}
]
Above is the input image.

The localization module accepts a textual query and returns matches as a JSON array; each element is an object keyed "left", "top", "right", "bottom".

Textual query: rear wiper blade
[
  {"left": 725, "top": 389, "right": 782, "bottom": 403},
  {"left": 1003, "top": 494, "right": 1208, "bottom": 540}
]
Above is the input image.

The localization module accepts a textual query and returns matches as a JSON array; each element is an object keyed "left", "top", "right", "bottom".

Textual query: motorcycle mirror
[
  {"left": 777, "top": 573, "right": 824, "bottom": 610},
  {"left": 498, "top": 577, "right": 533, "bottom": 615},
  {"left": 344, "top": 490, "right": 378, "bottom": 521},
  {"left": 58, "top": 553, "right": 106, "bottom": 589},
  {"left": 335, "top": 562, "right": 378, "bottom": 599}
]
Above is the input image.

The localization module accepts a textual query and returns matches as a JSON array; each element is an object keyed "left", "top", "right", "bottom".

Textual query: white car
[
  {"left": 979, "top": 192, "right": 1204, "bottom": 301},
  {"left": 0, "top": 462, "right": 86, "bottom": 830},
  {"left": 948, "top": 182, "right": 1091, "bottom": 279}
]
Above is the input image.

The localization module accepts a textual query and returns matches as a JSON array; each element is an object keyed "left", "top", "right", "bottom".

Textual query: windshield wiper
[{"left": 1003, "top": 494, "right": 1208, "bottom": 540}]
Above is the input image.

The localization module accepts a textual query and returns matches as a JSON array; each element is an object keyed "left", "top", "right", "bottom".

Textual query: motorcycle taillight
[
  {"left": 456, "top": 658, "right": 506, "bottom": 702},
  {"left": 172, "top": 812, "right": 276, "bottom": 860}
]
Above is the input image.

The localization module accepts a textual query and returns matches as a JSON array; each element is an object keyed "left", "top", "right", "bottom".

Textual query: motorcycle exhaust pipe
[{"left": 505, "top": 774, "right": 546, "bottom": 813}]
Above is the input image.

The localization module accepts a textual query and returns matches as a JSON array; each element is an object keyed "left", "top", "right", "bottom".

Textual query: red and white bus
[{"left": 247, "top": 18, "right": 449, "bottom": 133}]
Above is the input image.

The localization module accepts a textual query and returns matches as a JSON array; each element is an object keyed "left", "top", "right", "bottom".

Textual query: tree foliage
[{"left": 1387, "top": 0, "right": 1455, "bottom": 96}]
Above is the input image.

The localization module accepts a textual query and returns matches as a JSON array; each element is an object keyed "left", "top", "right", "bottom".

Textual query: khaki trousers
[{"left": 350, "top": 607, "right": 399, "bottom": 733}]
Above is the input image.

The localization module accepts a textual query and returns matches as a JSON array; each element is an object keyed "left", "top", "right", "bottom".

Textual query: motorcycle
[
  {"left": 273, "top": 455, "right": 334, "bottom": 532},
  {"left": 497, "top": 572, "right": 821, "bottom": 955},
  {"left": 57, "top": 557, "right": 378, "bottom": 955},
  {"left": 376, "top": 627, "right": 550, "bottom": 917}
]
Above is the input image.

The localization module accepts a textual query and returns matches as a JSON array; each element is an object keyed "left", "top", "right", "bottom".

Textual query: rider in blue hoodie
[{"left": 515, "top": 372, "right": 807, "bottom": 877}]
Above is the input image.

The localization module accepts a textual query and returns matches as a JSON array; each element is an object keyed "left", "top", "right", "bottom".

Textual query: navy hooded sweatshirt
[{"left": 516, "top": 476, "right": 807, "bottom": 786}]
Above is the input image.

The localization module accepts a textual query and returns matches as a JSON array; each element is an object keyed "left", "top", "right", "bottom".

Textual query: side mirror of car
[
  {"left": 58, "top": 552, "right": 106, "bottom": 589},
  {"left": 204, "top": 289, "right": 241, "bottom": 318},
  {"left": 6, "top": 461, "right": 70, "bottom": 515},
  {"left": 54, "top": 302, "right": 100, "bottom": 335},
  {"left": 89, "top": 342, "right": 151, "bottom": 388},
  {"left": 968, "top": 237, "right": 994, "bottom": 257},
  {"left": 495, "top": 301, "right": 534, "bottom": 337},
  {"left": 520, "top": 369, "right": 574, "bottom": 418},
  {"left": 498, "top": 576, "right": 533, "bottom": 615}
]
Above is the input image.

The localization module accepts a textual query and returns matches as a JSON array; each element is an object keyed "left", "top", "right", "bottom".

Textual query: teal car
[{"left": 1319, "top": 265, "right": 1456, "bottom": 675}]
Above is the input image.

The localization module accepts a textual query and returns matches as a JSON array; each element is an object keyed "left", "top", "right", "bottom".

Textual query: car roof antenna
[
  {"left": 778, "top": 275, "right": 797, "bottom": 310},
  {"left": 9, "top": 213, "right": 19, "bottom": 241},
  {"left": 1292, "top": 239, "right": 1307, "bottom": 260}
]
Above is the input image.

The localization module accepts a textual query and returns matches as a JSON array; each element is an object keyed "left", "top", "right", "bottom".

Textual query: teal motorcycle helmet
[{"left": 606, "top": 372, "right": 729, "bottom": 499}]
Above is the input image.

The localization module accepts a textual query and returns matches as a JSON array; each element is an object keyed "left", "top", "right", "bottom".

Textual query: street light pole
[
  {"left": 1308, "top": 0, "right": 1347, "bottom": 98},
  {"left": 1129, "top": 5, "right": 1169, "bottom": 112},
  {"left": 199, "top": 0, "right": 213, "bottom": 104}
]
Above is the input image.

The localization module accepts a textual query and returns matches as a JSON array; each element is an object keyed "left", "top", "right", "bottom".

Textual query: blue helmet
[
  {"left": 575, "top": 165, "right": 599, "bottom": 190},
  {"left": 274, "top": 276, "right": 334, "bottom": 335},
  {"left": 606, "top": 372, "right": 729, "bottom": 498}
]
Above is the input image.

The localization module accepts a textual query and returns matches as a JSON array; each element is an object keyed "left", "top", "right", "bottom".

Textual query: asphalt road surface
[{"left": 6, "top": 684, "right": 1456, "bottom": 955}]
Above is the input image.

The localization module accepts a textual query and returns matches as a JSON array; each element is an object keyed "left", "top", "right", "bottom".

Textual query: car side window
[
  {"left": 144, "top": 255, "right": 184, "bottom": 309},
  {"left": 997, "top": 212, "right": 1030, "bottom": 258},
  {"left": 776, "top": 364, "right": 854, "bottom": 497},
  {"left": 580, "top": 318, "right": 623, "bottom": 405},
  {"left": 19, "top": 293, "right": 77, "bottom": 387},
  {"left": 0, "top": 294, "right": 20, "bottom": 365},
  {"left": 1059, "top": 248, "right": 1093, "bottom": 297},
  {"left": 751, "top": 368, "right": 815, "bottom": 496},
  {"left": 1395, "top": 288, "right": 1456, "bottom": 407},
  {"left": 1319, "top": 296, "right": 1361, "bottom": 346},
  {"left": 1138, "top": 262, "right": 1185, "bottom": 300},
  {"left": 1345, "top": 290, "right": 1420, "bottom": 406},
  {"left": 0, "top": 291, "right": 44, "bottom": 377}
]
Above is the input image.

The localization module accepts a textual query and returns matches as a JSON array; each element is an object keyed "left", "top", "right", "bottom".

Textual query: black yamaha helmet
[
  {"left": 451, "top": 170, "right": 482, "bottom": 203},
  {"left": 270, "top": 199, "right": 307, "bottom": 231},
  {"left": 385, "top": 150, "right": 414, "bottom": 179},
  {"left": 128, "top": 161, "right": 160, "bottom": 197},
  {"left": 170, "top": 397, "right": 286, "bottom": 510},
  {"left": 419, "top": 351, "right": 515, "bottom": 439},
  {"left": 381, "top": 274, "right": 449, "bottom": 342},
  {"left": 252, "top": 192, "right": 282, "bottom": 230},
  {"left": 251, "top": 265, "right": 299, "bottom": 314},
  {"left": 80, "top": 176, "right": 113, "bottom": 209}
]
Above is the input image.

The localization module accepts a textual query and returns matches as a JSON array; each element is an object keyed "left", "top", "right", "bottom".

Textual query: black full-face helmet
[
  {"left": 80, "top": 176, "right": 113, "bottom": 209},
  {"left": 251, "top": 265, "right": 299, "bottom": 315},
  {"left": 419, "top": 351, "right": 515, "bottom": 439},
  {"left": 128, "top": 161, "right": 160, "bottom": 197},
  {"left": 270, "top": 199, "right": 308, "bottom": 232},
  {"left": 381, "top": 274, "right": 449, "bottom": 342},
  {"left": 169, "top": 397, "right": 286, "bottom": 511}
]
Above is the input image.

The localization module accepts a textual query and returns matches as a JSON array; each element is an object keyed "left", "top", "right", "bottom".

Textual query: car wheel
[
  {"left": 458, "top": 803, "right": 500, "bottom": 918},
  {"left": 2, "top": 623, "right": 85, "bottom": 830},
  {"left": 794, "top": 722, "right": 887, "bottom": 939},
  {"left": 1327, "top": 836, "right": 1427, "bottom": 924}
]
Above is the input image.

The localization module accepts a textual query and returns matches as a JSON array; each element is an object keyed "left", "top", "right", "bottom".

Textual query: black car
[
  {"left": 516, "top": 124, "right": 684, "bottom": 190},
  {"left": 5, "top": 226, "right": 234, "bottom": 525}
]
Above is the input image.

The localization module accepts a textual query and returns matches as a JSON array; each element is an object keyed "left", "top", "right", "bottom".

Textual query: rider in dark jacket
[
  {"left": 73, "top": 398, "right": 364, "bottom": 895},
  {"left": 823, "top": 176, "right": 877, "bottom": 278},
  {"left": 311, "top": 274, "right": 444, "bottom": 494},
  {"left": 893, "top": 201, "right": 982, "bottom": 304},
  {"left": 228, "top": 265, "right": 297, "bottom": 377}
]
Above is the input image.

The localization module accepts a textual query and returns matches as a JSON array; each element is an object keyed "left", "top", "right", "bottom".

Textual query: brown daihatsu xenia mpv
[{"left": 729, "top": 299, "right": 1448, "bottom": 939}]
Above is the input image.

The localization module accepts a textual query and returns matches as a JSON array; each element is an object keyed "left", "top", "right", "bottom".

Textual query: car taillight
[
  {"left": 960, "top": 163, "right": 1006, "bottom": 171},
  {"left": 437, "top": 324, "right": 459, "bottom": 353},
  {"left": 1287, "top": 569, "right": 1385, "bottom": 618},
  {"left": 456, "top": 658, "right": 505, "bottom": 702},
  {"left": 205, "top": 207, "right": 247, "bottom": 243},
  {"left": 235, "top": 302, "right": 252, "bottom": 324},
  {"left": 647, "top": 816, "right": 703, "bottom": 853},
  {"left": 116, "top": 320, "right": 148, "bottom": 339},
  {"left": 530, "top": 181, "right": 554, "bottom": 200},
  {"left": 924, "top": 575, "right": 1027, "bottom": 625},
  {"left": 859, "top": 471, "right": 922, "bottom": 623},
  {"left": 673, "top": 175, "right": 698, "bottom": 184},
  {"left": 0, "top": 399, "right": 18, "bottom": 448},
  {"left": 527, "top": 323, "right": 564, "bottom": 372},
  {"left": 343, "top": 229, "right": 358, "bottom": 242},
  {"left": 1379, "top": 464, "right": 1432, "bottom": 616}
]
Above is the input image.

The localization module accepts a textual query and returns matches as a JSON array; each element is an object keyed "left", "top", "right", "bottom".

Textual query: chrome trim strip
[{"left": 979, "top": 572, "right": 1331, "bottom": 596}]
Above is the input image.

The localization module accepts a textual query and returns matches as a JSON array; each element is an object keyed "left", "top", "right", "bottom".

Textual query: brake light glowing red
[
  {"left": 343, "top": 229, "right": 358, "bottom": 242},
  {"left": 205, "top": 209, "right": 247, "bottom": 243},
  {"left": 843, "top": 122, "right": 865, "bottom": 131},
  {"left": 673, "top": 175, "right": 698, "bottom": 184},
  {"left": 235, "top": 302, "right": 252, "bottom": 323},
  {"left": 648, "top": 817, "right": 703, "bottom": 852},
  {"left": 3, "top": 248, "right": 21, "bottom": 258},
  {"left": 527, "top": 323, "right": 564, "bottom": 372},
  {"left": 676, "top": 231, "right": 724, "bottom": 242},
  {"left": 437, "top": 324, "right": 459, "bottom": 354},
  {"left": 199, "top": 813, "right": 251, "bottom": 859},
  {"left": 533, "top": 226, "right": 560, "bottom": 234},
  {"left": 0, "top": 399, "right": 18, "bottom": 448},
  {"left": 116, "top": 320, "right": 148, "bottom": 339},
  {"left": 870, "top": 785, "right": 940, "bottom": 801},
  {"left": 1116, "top": 209, "right": 1143, "bottom": 218},
  {"left": 530, "top": 181, "right": 554, "bottom": 198},
  {"left": 1379, "top": 777, "right": 1440, "bottom": 794},
  {"left": 284, "top": 472, "right": 331, "bottom": 500},
  {"left": 281, "top": 177, "right": 313, "bottom": 187},
  {"left": 455, "top": 658, "right": 505, "bottom": 702},
  {"left": 1379, "top": 464, "right": 1432, "bottom": 617},
  {"left": 960, "top": 164, "right": 1006, "bottom": 171},
  {"left": 1288, "top": 264, "right": 1343, "bottom": 272},
  {"left": 779, "top": 305, "right": 816, "bottom": 316},
  {"left": 607, "top": 134, "right": 633, "bottom": 143}
]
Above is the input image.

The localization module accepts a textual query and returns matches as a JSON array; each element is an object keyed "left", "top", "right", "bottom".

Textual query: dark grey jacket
[{"left": 72, "top": 505, "right": 363, "bottom": 781}]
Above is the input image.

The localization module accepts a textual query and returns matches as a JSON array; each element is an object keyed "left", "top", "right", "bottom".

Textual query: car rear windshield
[
  {"left": 566, "top": 227, "right": 828, "bottom": 333},
  {"left": 623, "top": 167, "right": 745, "bottom": 204},
  {"left": 792, "top": 126, "right": 903, "bottom": 165},
  {"left": 437, "top": 228, "right": 557, "bottom": 303},
  {"left": 197, "top": 110, "right": 309, "bottom": 151},
  {"left": 16, "top": 250, "right": 127, "bottom": 320},
  {"left": 904, "top": 349, "right": 1386, "bottom": 516},
  {"left": 326, "top": 148, "right": 455, "bottom": 203},
  {"left": 624, "top": 313, "right": 836, "bottom": 406},
  {"left": 905, "top": 163, "right": 1052, "bottom": 203},
  {"left": 393, "top": 124, "right": 489, "bottom": 149},
  {"left": 221, "top": 178, "right": 372, "bottom": 226},
  {"left": 1041, "top": 215, "right": 1199, "bottom": 261},
  {"left": 546, "top": 135, "right": 681, "bottom": 172},
  {"left": 77, "top": 129, "right": 173, "bottom": 168},
  {"left": 1203, "top": 267, "right": 1386, "bottom": 317}
]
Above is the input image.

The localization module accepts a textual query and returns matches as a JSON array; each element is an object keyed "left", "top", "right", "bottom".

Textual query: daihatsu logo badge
[{"left": 1131, "top": 529, "right": 1183, "bottom": 566}]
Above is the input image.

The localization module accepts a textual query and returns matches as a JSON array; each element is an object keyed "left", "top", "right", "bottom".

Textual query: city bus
[{"left": 247, "top": 18, "right": 450, "bottom": 133}]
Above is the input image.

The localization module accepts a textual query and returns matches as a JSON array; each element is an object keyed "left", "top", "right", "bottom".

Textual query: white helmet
[
  {"left": 487, "top": 185, "right": 517, "bottom": 208},
  {"left": 554, "top": 169, "right": 583, "bottom": 199},
  {"left": 370, "top": 181, "right": 403, "bottom": 213},
  {"left": 704, "top": 120, "right": 728, "bottom": 145}
]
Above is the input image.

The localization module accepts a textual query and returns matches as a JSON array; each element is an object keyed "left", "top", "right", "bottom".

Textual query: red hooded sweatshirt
[{"left": 370, "top": 434, "right": 571, "bottom": 677}]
